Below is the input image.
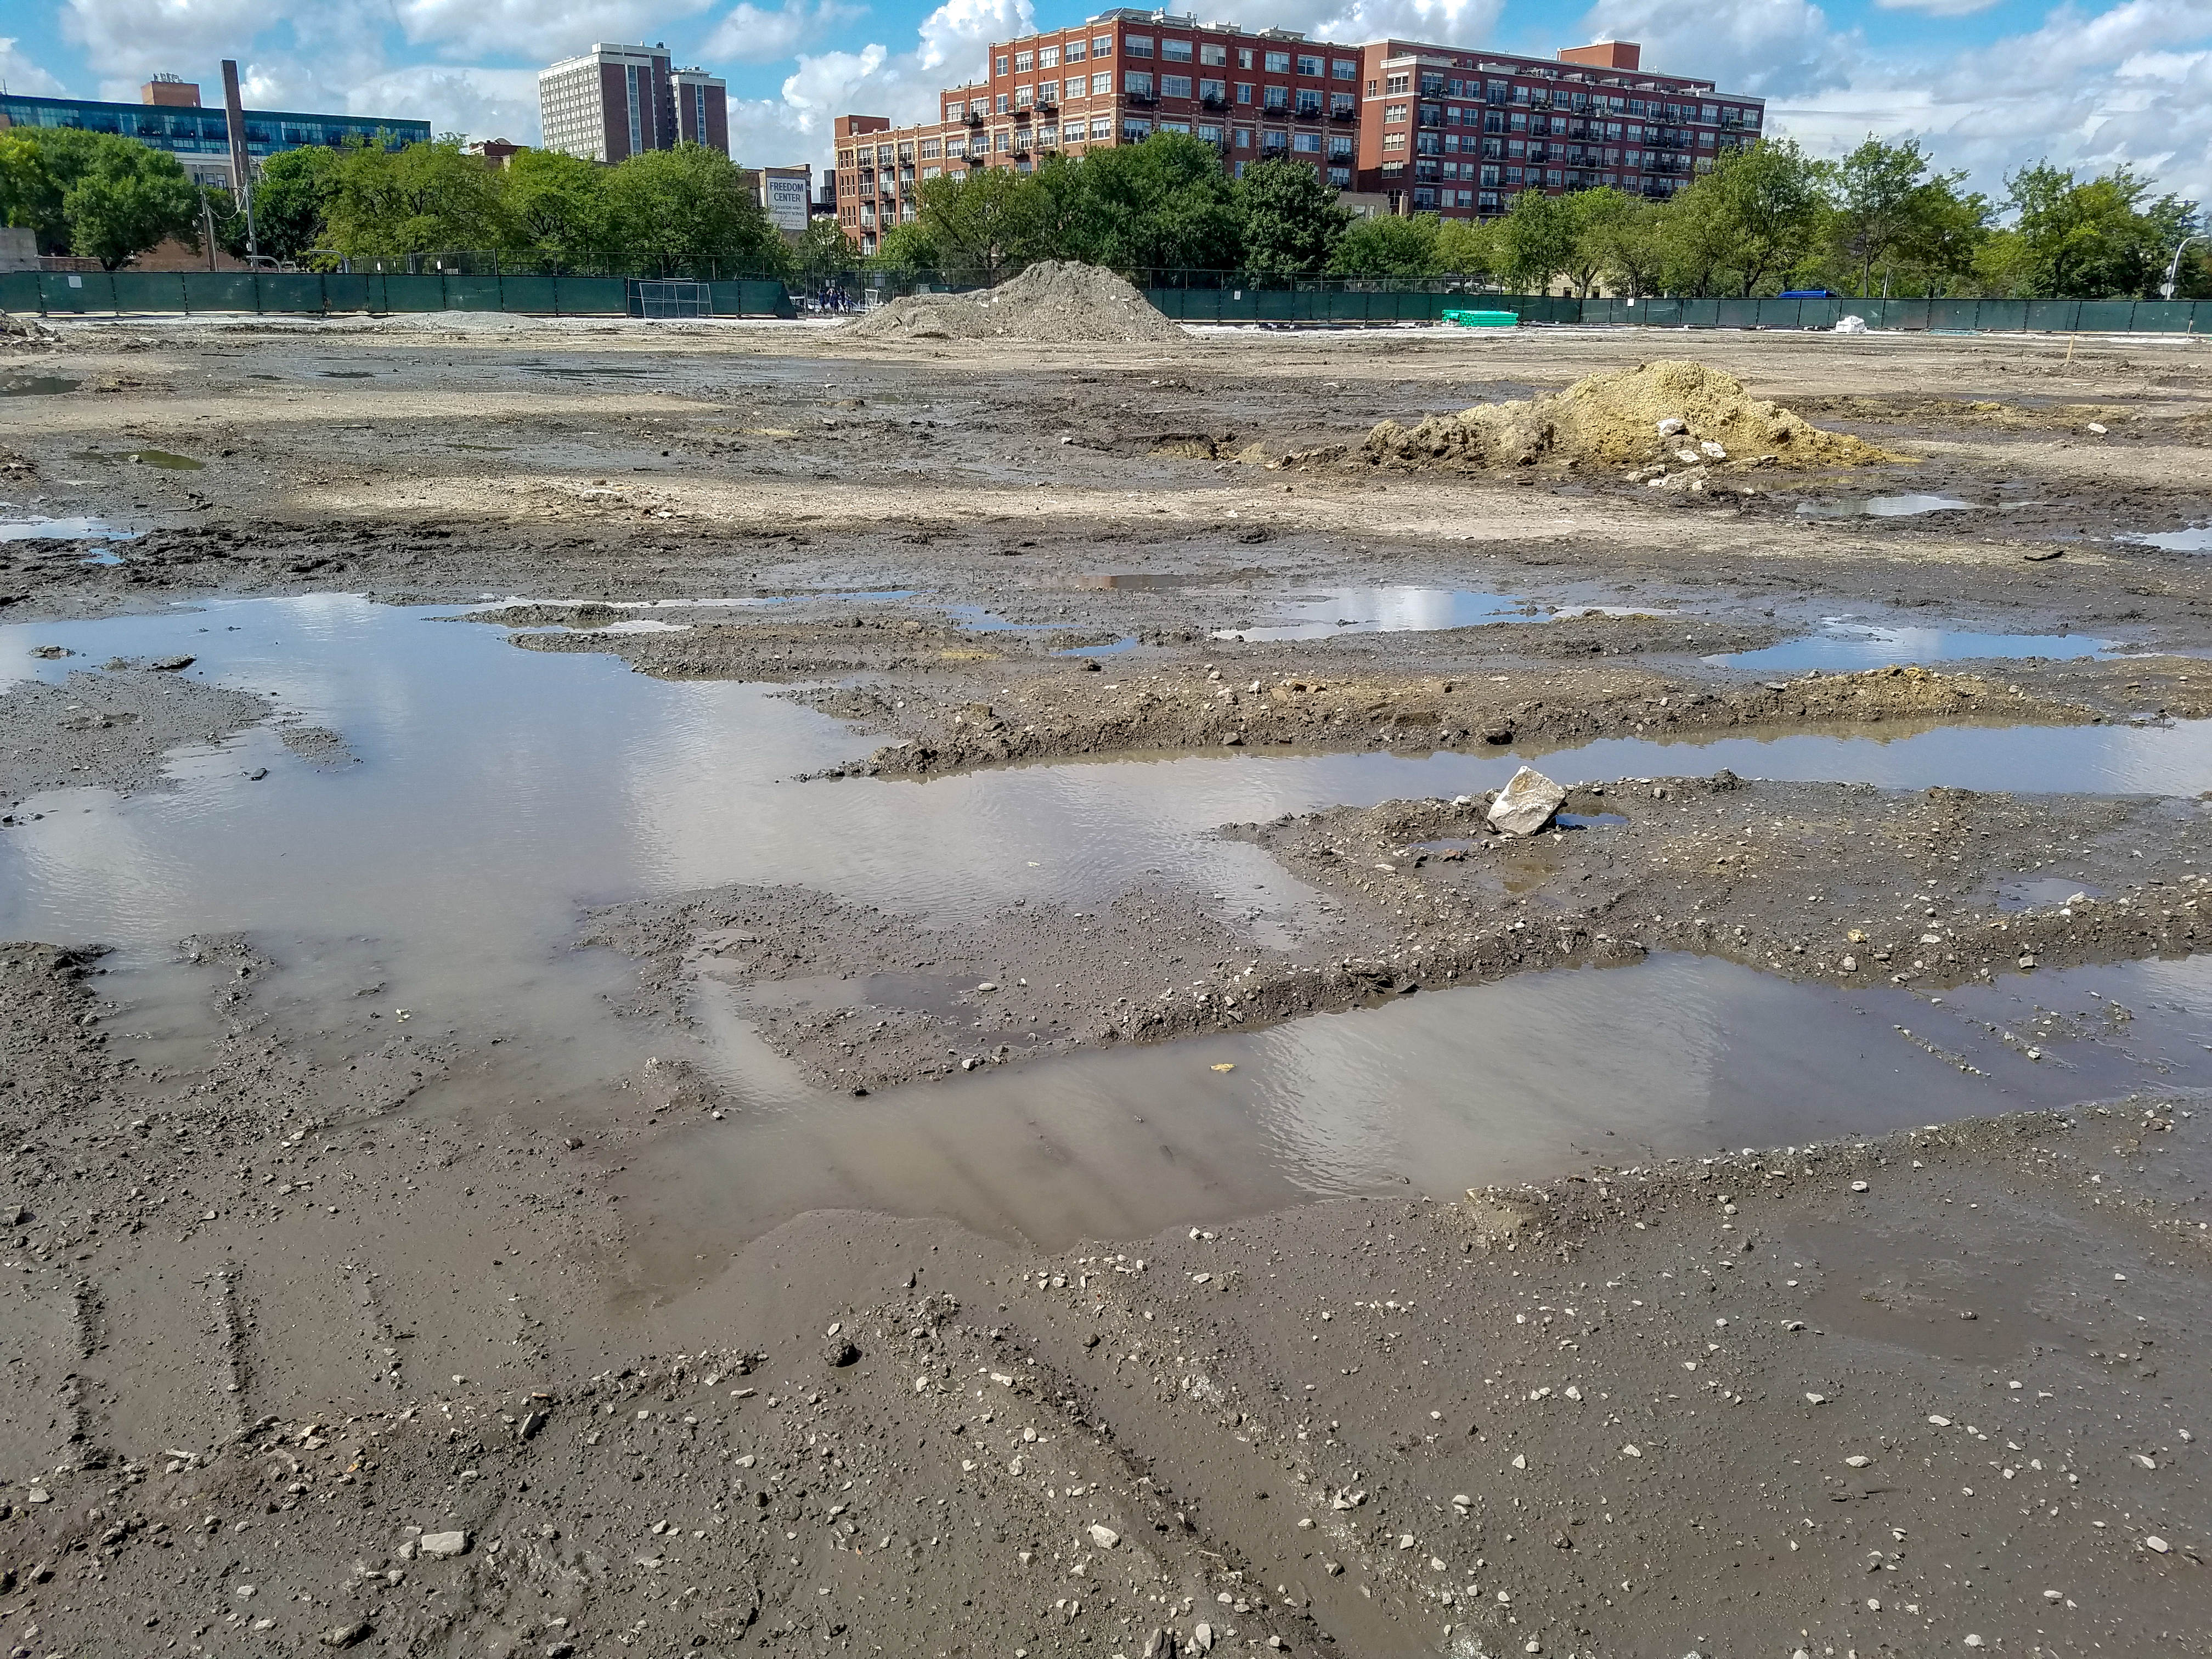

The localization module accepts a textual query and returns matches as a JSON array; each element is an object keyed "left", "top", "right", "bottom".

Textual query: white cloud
[
  {"left": 390, "top": 0, "right": 715, "bottom": 64},
  {"left": 349, "top": 65, "right": 545, "bottom": 140},
  {"left": 1770, "top": 0, "right": 2212, "bottom": 207},
  {"left": 704, "top": 0, "right": 867, "bottom": 65},
  {"left": 1250, "top": 0, "right": 1503, "bottom": 46},
  {"left": 63, "top": 0, "right": 279, "bottom": 79},
  {"left": 722, "top": 0, "right": 1030, "bottom": 171},
  {"left": 1578, "top": 0, "right": 1855, "bottom": 97},
  {"left": 1874, "top": 0, "right": 2002, "bottom": 16},
  {"left": 0, "top": 36, "right": 67, "bottom": 94}
]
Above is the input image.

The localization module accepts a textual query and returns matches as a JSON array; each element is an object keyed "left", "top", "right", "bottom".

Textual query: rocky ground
[{"left": 3, "top": 311, "right": 2212, "bottom": 1655}]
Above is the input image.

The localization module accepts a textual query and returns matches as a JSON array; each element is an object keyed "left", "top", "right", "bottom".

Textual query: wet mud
[{"left": 3, "top": 315, "right": 2212, "bottom": 1653}]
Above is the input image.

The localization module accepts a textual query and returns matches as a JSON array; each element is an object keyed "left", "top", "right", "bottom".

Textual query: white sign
[{"left": 764, "top": 175, "right": 810, "bottom": 232}]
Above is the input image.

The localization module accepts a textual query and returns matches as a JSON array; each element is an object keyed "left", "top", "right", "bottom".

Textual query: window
[
  {"left": 1015, "top": 85, "right": 1032, "bottom": 108},
  {"left": 943, "top": 105, "right": 960, "bottom": 122},
  {"left": 1237, "top": 48, "right": 1253, "bottom": 68},
  {"left": 1162, "top": 75, "right": 1192, "bottom": 98},
  {"left": 1507, "top": 139, "right": 1523, "bottom": 157},
  {"left": 1038, "top": 124, "right": 1057, "bottom": 145},
  {"left": 1413, "top": 187, "right": 1436, "bottom": 207},
  {"left": 1090, "top": 115, "right": 1111, "bottom": 138},
  {"left": 1234, "top": 127, "right": 1251, "bottom": 147},
  {"left": 994, "top": 129, "right": 1011, "bottom": 150},
  {"left": 1015, "top": 50, "right": 1033, "bottom": 70},
  {"left": 1092, "top": 71, "right": 1112, "bottom": 94},
  {"left": 946, "top": 136, "right": 965, "bottom": 157},
  {"left": 922, "top": 165, "right": 940, "bottom": 178},
  {"left": 1197, "top": 123, "right": 1222, "bottom": 143},
  {"left": 1701, "top": 103, "right": 1718, "bottom": 121},
  {"left": 1381, "top": 131, "right": 1406, "bottom": 151},
  {"left": 1505, "top": 165, "right": 1521, "bottom": 184},
  {"left": 1200, "top": 78, "right": 1226, "bottom": 102},
  {"left": 1126, "top": 71, "right": 1154, "bottom": 95},
  {"left": 1332, "top": 59, "right": 1356, "bottom": 79},
  {"left": 1264, "top": 84, "right": 1288, "bottom": 108},
  {"left": 1546, "top": 168, "right": 1562, "bottom": 184},
  {"left": 996, "top": 93, "right": 1009, "bottom": 113},
  {"left": 1385, "top": 72, "right": 1409, "bottom": 94},
  {"left": 1235, "top": 82, "right": 1252, "bottom": 103},
  {"left": 1296, "top": 54, "right": 1322, "bottom": 76},
  {"left": 1126, "top": 35, "right": 1153, "bottom": 57},
  {"left": 1480, "top": 165, "right": 1498, "bottom": 185},
  {"left": 1420, "top": 72, "right": 1444, "bottom": 95},
  {"left": 1264, "top": 50, "right": 1291, "bottom": 72},
  {"left": 1200, "top": 43, "right": 1226, "bottom": 65},
  {"left": 1037, "top": 80, "right": 1057, "bottom": 103},
  {"left": 1262, "top": 129, "right": 1286, "bottom": 152},
  {"left": 1331, "top": 93, "right": 1354, "bottom": 116},
  {"left": 1163, "top": 37, "right": 1192, "bottom": 61},
  {"left": 995, "top": 55, "right": 1008, "bottom": 74},
  {"left": 1328, "top": 135, "right": 1351, "bottom": 159},
  {"left": 876, "top": 144, "right": 893, "bottom": 162},
  {"left": 1698, "top": 131, "right": 1713, "bottom": 146},
  {"left": 1606, "top": 121, "right": 1621, "bottom": 138},
  {"left": 1092, "top": 35, "right": 1111, "bottom": 54},
  {"left": 1122, "top": 117, "right": 1152, "bottom": 140},
  {"left": 1296, "top": 90, "right": 1321, "bottom": 114},
  {"left": 1159, "top": 120, "right": 1189, "bottom": 133},
  {"left": 1292, "top": 130, "right": 1319, "bottom": 152},
  {"left": 1065, "top": 40, "right": 1085, "bottom": 62},
  {"left": 1509, "top": 111, "right": 1526, "bottom": 131},
  {"left": 1040, "top": 44, "right": 1058, "bottom": 67},
  {"left": 1384, "top": 103, "right": 1409, "bottom": 123},
  {"left": 1513, "top": 84, "right": 1531, "bottom": 104},
  {"left": 919, "top": 138, "right": 940, "bottom": 157}
]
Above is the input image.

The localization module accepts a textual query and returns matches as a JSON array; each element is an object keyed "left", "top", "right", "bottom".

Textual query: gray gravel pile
[{"left": 844, "top": 260, "right": 1183, "bottom": 344}]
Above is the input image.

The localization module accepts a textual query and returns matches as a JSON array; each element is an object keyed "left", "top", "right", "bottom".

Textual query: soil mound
[
  {"left": 1364, "top": 359, "right": 1899, "bottom": 472},
  {"left": 843, "top": 260, "right": 1183, "bottom": 345}
]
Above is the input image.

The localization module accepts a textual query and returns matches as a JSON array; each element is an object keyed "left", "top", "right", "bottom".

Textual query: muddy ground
[{"left": 4, "top": 312, "right": 2212, "bottom": 1655}]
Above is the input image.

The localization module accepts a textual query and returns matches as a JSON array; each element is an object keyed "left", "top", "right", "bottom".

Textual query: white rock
[
  {"left": 2146, "top": 1535, "right": 2171, "bottom": 1553},
  {"left": 1620, "top": 1443, "right": 1642, "bottom": 1457},
  {"left": 1845, "top": 1455, "right": 1871, "bottom": 1468},
  {"left": 417, "top": 1530, "right": 471, "bottom": 1559},
  {"left": 1656, "top": 416, "right": 1687, "bottom": 436},
  {"left": 1192, "top": 1623, "right": 1215, "bottom": 1654},
  {"left": 1699, "top": 441, "right": 1726, "bottom": 460},
  {"left": 1488, "top": 767, "right": 1567, "bottom": 837},
  {"left": 1088, "top": 1524, "right": 1120, "bottom": 1549},
  {"left": 2087, "top": 422, "right": 2108, "bottom": 435}
]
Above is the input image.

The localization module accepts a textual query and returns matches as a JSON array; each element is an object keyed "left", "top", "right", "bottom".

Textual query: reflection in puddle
[
  {"left": 14, "top": 597, "right": 2212, "bottom": 1255},
  {"left": 628, "top": 951, "right": 2212, "bottom": 1251},
  {"left": 1992, "top": 876, "right": 2101, "bottom": 911},
  {"left": 126, "top": 448, "right": 204, "bottom": 470},
  {"left": 1210, "top": 586, "right": 1667, "bottom": 642},
  {"left": 0, "top": 516, "right": 139, "bottom": 541},
  {"left": 2128, "top": 524, "right": 2212, "bottom": 552},
  {"left": 1716, "top": 620, "right": 2128, "bottom": 673},
  {"left": 0, "top": 376, "right": 80, "bottom": 397},
  {"left": 1796, "top": 494, "right": 1975, "bottom": 518}
]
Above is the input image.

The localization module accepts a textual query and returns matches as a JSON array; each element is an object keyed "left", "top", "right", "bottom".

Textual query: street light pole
[{"left": 2163, "top": 234, "right": 2203, "bottom": 301}]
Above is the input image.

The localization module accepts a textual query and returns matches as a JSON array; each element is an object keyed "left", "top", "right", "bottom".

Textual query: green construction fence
[{"left": 0, "top": 270, "right": 796, "bottom": 319}]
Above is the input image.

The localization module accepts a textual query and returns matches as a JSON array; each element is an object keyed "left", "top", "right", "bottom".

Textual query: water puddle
[
  {"left": 1209, "top": 586, "right": 1667, "bottom": 642},
  {"left": 1991, "top": 877, "right": 2102, "bottom": 911},
  {"left": 0, "top": 376, "right": 80, "bottom": 397},
  {"left": 2126, "top": 525, "right": 2212, "bottom": 552},
  {"left": 520, "top": 362, "right": 657, "bottom": 379},
  {"left": 0, "top": 516, "right": 139, "bottom": 542},
  {"left": 127, "top": 449, "right": 204, "bottom": 470},
  {"left": 628, "top": 951, "right": 2212, "bottom": 1251},
  {"left": 319, "top": 370, "right": 376, "bottom": 379},
  {"left": 14, "top": 596, "right": 2212, "bottom": 1253},
  {"left": 1716, "top": 620, "right": 2129, "bottom": 674},
  {"left": 1796, "top": 494, "right": 1975, "bottom": 519}
]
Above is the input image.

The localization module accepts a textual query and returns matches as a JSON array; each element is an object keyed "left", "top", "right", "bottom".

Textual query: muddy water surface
[{"left": 10, "top": 594, "right": 2212, "bottom": 1251}]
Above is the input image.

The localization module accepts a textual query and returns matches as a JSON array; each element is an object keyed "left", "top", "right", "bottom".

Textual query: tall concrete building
[
  {"left": 830, "top": 9, "right": 1763, "bottom": 251},
  {"left": 539, "top": 43, "right": 727, "bottom": 162}
]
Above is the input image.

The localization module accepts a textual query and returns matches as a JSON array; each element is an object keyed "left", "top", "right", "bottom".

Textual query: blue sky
[{"left": 4, "top": 0, "right": 2208, "bottom": 202}]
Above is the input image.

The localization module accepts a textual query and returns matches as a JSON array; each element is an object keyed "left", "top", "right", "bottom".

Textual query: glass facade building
[{"left": 0, "top": 93, "right": 431, "bottom": 188}]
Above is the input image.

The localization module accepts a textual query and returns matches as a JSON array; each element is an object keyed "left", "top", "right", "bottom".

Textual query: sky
[{"left": 2, "top": 0, "right": 2209, "bottom": 207}]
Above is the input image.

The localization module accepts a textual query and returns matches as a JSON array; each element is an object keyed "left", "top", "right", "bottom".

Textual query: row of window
[
  {"left": 1374, "top": 72, "right": 1756, "bottom": 127},
  {"left": 996, "top": 35, "right": 1111, "bottom": 75}
]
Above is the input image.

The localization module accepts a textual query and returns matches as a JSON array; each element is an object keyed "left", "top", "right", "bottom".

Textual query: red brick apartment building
[{"left": 832, "top": 13, "right": 1763, "bottom": 253}]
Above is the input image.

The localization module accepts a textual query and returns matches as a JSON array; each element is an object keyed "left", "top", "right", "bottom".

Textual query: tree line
[
  {"left": 4, "top": 121, "right": 2203, "bottom": 298},
  {"left": 1, "top": 129, "right": 792, "bottom": 276},
  {"left": 869, "top": 132, "right": 2209, "bottom": 300}
]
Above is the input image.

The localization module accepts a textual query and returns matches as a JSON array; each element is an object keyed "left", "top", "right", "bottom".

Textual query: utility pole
[{"left": 221, "top": 59, "right": 258, "bottom": 259}]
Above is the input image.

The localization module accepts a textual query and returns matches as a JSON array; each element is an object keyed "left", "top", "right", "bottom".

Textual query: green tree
[
  {"left": 1235, "top": 157, "right": 1350, "bottom": 278},
  {"left": 912, "top": 167, "right": 1037, "bottom": 282},
  {"left": 1492, "top": 188, "right": 1578, "bottom": 291},
  {"left": 602, "top": 145, "right": 791, "bottom": 276},
  {"left": 1829, "top": 136, "right": 1934, "bottom": 295},
  {"left": 1889, "top": 176, "right": 1991, "bottom": 296},
  {"left": 1677, "top": 139, "right": 1830, "bottom": 296},
  {"left": 1993, "top": 162, "right": 2197, "bottom": 298},
  {"left": 870, "top": 221, "right": 941, "bottom": 275},
  {"left": 61, "top": 135, "right": 199, "bottom": 269},
  {"left": 246, "top": 145, "right": 343, "bottom": 262},
  {"left": 1431, "top": 216, "right": 1495, "bottom": 278},
  {"left": 499, "top": 148, "right": 608, "bottom": 267},
  {"left": 1069, "top": 133, "right": 1239, "bottom": 275},
  {"left": 795, "top": 213, "right": 861, "bottom": 282},
  {"left": 1583, "top": 197, "right": 1669, "bottom": 296},
  {"left": 1558, "top": 186, "right": 1635, "bottom": 295},
  {"left": 326, "top": 138, "right": 506, "bottom": 256},
  {"left": 1, "top": 128, "right": 104, "bottom": 252},
  {"left": 1327, "top": 212, "right": 1441, "bottom": 277}
]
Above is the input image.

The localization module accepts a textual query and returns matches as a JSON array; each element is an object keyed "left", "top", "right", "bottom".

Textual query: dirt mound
[
  {"left": 1364, "top": 359, "right": 1900, "bottom": 472},
  {"left": 843, "top": 260, "right": 1183, "bottom": 345}
]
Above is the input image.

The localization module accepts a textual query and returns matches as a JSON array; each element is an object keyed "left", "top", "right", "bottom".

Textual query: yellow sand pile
[{"left": 1364, "top": 359, "right": 1900, "bottom": 472}]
